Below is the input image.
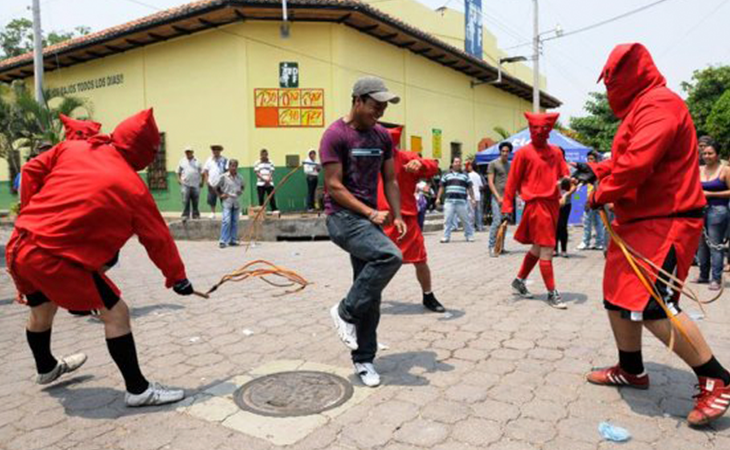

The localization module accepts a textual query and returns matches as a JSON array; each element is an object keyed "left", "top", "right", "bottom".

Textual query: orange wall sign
[{"left": 254, "top": 88, "right": 325, "bottom": 128}]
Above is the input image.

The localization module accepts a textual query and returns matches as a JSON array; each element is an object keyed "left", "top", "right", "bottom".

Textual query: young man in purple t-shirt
[{"left": 321, "top": 76, "right": 406, "bottom": 387}]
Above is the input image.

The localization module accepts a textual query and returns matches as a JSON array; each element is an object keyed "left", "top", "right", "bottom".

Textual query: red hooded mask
[
  {"left": 524, "top": 112, "right": 559, "bottom": 149},
  {"left": 60, "top": 114, "right": 102, "bottom": 141},
  {"left": 388, "top": 126, "right": 403, "bottom": 150},
  {"left": 111, "top": 108, "right": 160, "bottom": 171},
  {"left": 599, "top": 43, "right": 666, "bottom": 119}
]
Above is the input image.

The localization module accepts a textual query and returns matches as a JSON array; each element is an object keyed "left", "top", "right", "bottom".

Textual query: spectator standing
[
  {"left": 303, "top": 149, "right": 321, "bottom": 212},
  {"left": 415, "top": 180, "right": 430, "bottom": 230},
  {"left": 488, "top": 142, "right": 512, "bottom": 257},
  {"left": 254, "top": 149, "right": 279, "bottom": 213},
  {"left": 202, "top": 145, "right": 228, "bottom": 219},
  {"left": 555, "top": 177, "right": 575, "bottom": 257},
  {"left": 467, "top": 161, "right": 485, "bottom": 231},
  {"left": 437, "top": 157, "right": 475, "bottom": 243},
  {"left": 696, "top": 138, "right": 730, "bottom": 290},
  {"left": 177, "top": 146, "right": 202, "bottom": 221},
  {"left": 217, "top": 159, "right": 244, "bottom": 248},
  {"left": 577, "top": 151, "right": 606, "bottom": 250}
]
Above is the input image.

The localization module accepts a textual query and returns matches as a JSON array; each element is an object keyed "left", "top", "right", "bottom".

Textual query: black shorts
[
  {"left": 26, "top": 272, "right": 121, "bottom": 314},
  {"left": 603, "top": 246, "right": 681, "bottom": 321}
]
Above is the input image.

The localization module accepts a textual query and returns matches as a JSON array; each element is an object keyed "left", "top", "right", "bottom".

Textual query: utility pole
[
  {"left": 532, "top": 0, "right": 539, "bottom": 112},
  {"left": 32, "top": 0, "right": 45, "bottom": 104}
]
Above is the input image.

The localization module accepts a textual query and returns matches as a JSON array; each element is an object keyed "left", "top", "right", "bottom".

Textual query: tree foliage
[
  {"left": 705, "top": 90, "right": 730, "bottom": 158},
  {"left": 0, "top": 18, "right": 90, "bottom": 60},
  {"left": 568, "top": 92, "right": 619, "bottom": 153},
  {"left": 681, "top": 65, "right": 730, "bottom": 137}
]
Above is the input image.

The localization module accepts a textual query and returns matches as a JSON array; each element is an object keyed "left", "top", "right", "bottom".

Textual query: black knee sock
[
  {"left": 692, "top": 356, "right": 730, "bottom": 385},
  {"left": 26, "top": 329, "right": 58, "bottom": 374},
  {"left": 618, "top": 350, "right": 645, "bottom": 375},
  {"left": 106, "top": 333, "right": 149, "bottom": 395}
]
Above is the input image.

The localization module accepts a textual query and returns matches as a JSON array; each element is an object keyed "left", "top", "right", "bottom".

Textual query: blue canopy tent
[{"left": 475, "top": 129, "right": 593, "bottom": 225}]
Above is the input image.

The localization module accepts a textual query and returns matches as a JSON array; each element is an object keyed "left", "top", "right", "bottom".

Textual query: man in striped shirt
[{"left": 436, "top": 157, "right": 476, "bottom": 243}]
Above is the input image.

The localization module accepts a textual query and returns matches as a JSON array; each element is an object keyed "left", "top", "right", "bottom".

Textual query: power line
[
  {"left": 542, "top": 0, "right": 679, "bottom": 43},
  {"left": 658, "top": 0, "right": 730, "bottom": 57}
]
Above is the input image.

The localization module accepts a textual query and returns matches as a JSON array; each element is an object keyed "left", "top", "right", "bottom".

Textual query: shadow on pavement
[
  {"left": 130, "top": 303, "right": 185, "bottom": 318},
  {"left": 560, "top": 292, "right": 589, "bottom": 305},
  {"left": 0, "top": 244, "right": 5, "bottom": 268},
  {"left": 381, "top": 301, "right": 466, "bottom": 321},
  {"left": 618, "top": 362, "right": 730, "bottom": 431},
  {"left": 42, "top": 375, "right": 183, "bottom": 419},
  {"left": 375, "top": 351, "right": 454, "bottom": 387},
  {"left": 0, "top": 298, "right": 15, "bottom": 306}
]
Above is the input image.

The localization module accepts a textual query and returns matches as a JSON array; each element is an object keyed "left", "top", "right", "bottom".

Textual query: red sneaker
[
  {"left": 687, "top": 377, "right": 730, "bottom": 427},
  {"left": 586, "top": 365, "right": 649, "bottom": 390}
]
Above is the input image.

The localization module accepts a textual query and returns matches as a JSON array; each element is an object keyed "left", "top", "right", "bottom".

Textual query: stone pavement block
[
  {"left": 451, "top": 418, "right": 503, "bottom": 446},
  {"left": 393, "top": 418, "right": 450, "bottom": 447},
  {"left": 420, "top": 399, "right": 471, "bottom": 424}
]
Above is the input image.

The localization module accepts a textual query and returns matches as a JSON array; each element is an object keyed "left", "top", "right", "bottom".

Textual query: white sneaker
[
  {"left": 209, "top": 212, "right": 216, "bottom": 219},
  {"left": 440, "top": 237, "right": 450, "bottom": 243},
  {"left": 330, "top": 304, "right": 358, "bottom": 350},
  {"left": 354, "top": 362, "right": 381, "bottom": 387},
  {"left": 125, "top": 382, "right": 185, "bottom": 407},
  {"left": 36, "top": 353, "right": 87, "bottom": 385},
  {"left": 576, "top": 242, "right": 588, "bottom": 251}
]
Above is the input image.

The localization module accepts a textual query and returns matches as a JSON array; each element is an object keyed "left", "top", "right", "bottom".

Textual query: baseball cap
[
  {"left": 184, "top": 145, "right": 194, "bottom": 152},
  {"left": 210, "top": 145, "right": 224, "bottom": 151},
  {"left": 352, "top": 76, "right": 400, "bottom": 104}
]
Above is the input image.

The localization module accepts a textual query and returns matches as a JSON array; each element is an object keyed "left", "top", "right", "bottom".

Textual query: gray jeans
[
  {"left": 181, "top": 185, "right": 200, "bottom": 218},
  {"left": 488, "top": 196, "right": 503, "bottom": 249},
  {"left": 326, "top": 209, "right": 403, "bottom": 363}
]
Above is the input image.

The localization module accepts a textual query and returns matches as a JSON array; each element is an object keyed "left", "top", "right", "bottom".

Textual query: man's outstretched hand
[{"left": 572, "top": 162, "right": 597, "bottom": 185}]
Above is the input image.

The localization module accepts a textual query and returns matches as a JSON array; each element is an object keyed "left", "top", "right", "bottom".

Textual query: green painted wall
[{"left": 1, "top": 167, "right": 322, "bottom": 213}]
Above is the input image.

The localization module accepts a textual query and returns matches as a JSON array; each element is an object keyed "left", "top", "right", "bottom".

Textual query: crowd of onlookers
[{"left": 176, "top": 134, "right": 730, "bottom": 269}]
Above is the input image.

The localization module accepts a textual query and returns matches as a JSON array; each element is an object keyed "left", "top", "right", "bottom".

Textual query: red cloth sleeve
[
  {"left": 132, "top": 191, "right": 187, "bottom": 287},
  {"left": 20, "top": 146, "right": 61, "bottom": 209},
  {"left": 594, "top": 102, "right": 676, "bottom": 205},
  {"left": 589, "top": 160, "right": 614, "bottom": 180},
  {"left": 399, "top": 151, "right": 440, "bottom": 178},
  {"left": 501, "top": 152, "right": 525, "bottom": 214}
]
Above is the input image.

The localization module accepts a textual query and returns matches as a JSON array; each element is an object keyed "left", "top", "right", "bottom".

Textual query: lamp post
[
  {"left": 32, "top": 0, "right": 44, "bottom": 103},
  {"left": 532, "top": 0, "right": 539, "bottom": 112}
]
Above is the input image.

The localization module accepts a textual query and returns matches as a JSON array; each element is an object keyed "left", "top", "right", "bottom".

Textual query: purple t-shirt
[{"left": 319, "top": 119, "right": 393, "bottom": 214}]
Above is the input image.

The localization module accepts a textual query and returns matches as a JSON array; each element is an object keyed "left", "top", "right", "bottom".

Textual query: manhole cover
[{"left": 233, "top": 371, "right": 354, "bottom": 417}]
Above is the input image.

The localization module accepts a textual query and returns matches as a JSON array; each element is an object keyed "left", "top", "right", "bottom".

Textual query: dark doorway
[{"left": 450, "top": 142, "right": 462, "bottom": 162}]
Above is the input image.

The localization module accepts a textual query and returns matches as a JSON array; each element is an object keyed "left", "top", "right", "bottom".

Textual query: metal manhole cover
[{"left": 233, "top": 371, "right": 354, "bottom": 417}]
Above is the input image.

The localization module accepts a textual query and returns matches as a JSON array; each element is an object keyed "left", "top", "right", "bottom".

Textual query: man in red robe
[
  {"left": 6, "top": 109, "right": 196, "bottom": 407},
  {"left": 377, "top": 127, "right": 445, "bottom": 312},
  {"left": 574, "top": 43, "right": 730, "bottom": 427},
  {"left": 502, "top": 112, "right": 569, "bottom": 309}
]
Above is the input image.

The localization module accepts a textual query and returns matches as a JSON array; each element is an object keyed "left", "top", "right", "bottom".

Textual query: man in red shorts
[
  {"left": 7, "top": 109, "right": 196, "bottom": 407},
  {"left": 377, "top": 127, "right": 445, "bottom": 312},
  {"left": 574, "top": 43, "right": 730, "bottom": 427},
  {"left": 502, "top": 112, "right": 569, "bottom": 309}
]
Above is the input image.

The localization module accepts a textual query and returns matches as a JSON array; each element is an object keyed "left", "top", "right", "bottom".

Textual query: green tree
[
  {"left": 705, "top": 90, "right": 730, "bottom": 159},
  {"left": 568, "top": 92, "right": 619, "bottom": 153},
  {"left": 681, "top": 65, "right": 730, "bottom": 136},
  {"left": 0, "top": 18, "right": 90, "bottom": 60}
]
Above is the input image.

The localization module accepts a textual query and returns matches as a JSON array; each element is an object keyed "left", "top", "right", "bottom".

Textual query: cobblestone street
[{"left": 1, "top": 228, "right": 729, "bottom": 449}]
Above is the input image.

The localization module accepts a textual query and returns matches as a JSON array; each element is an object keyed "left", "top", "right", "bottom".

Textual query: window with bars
[{"left": 147, "top": 132, "right": 168, "bottom": 190}]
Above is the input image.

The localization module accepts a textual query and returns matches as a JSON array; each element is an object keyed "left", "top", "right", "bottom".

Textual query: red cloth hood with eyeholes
[
  {"left": 590, "top": 43, "right": 705, "bottom": 223},
  {"left": 60, "top": 114, "right": 102, "bottom": 141},
  {"left": 12, "top": 108, "right": 185, "bottom": 288}
]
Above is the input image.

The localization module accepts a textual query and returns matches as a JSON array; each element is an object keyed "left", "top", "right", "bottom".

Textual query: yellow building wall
[{"left": 2, "top": 12, "right": 537, "bottom": 209}]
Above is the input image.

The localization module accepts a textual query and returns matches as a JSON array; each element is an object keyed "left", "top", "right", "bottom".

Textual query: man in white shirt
[
  {"left": 467, "top": 161, "right": 485, "bottom": 231},
  {"left": 202, "top": 145, "right": 228, "bottom": 219},
  {"left": 303, "top": 149, "right": 321, "bottom": 212},
  {"left": 254, "top": 149, "right": 279, "bottom": 213},
  {"left": 177, "top": 146, "right": 202, "bottom": 220},
  {"left": 217, "top": 159, "right": 244, "bottom": 248}
]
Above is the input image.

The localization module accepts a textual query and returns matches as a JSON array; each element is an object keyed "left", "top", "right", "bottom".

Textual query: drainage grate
[{"left": 233, "top": 371, "right": 354, "bottom": 417}]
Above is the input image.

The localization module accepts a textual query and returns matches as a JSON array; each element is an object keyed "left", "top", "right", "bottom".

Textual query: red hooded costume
[
  {"left": 590, "top": 43, "right": 705, "bottom": 311},
  {"left": 7, "top": 109, "right": 187, "bottom": 311},
  {"left": 502, "top": 112, "right": 569, "bottom": 247},
  {"left": 60, "top": 114, "right": 102, "bottom": 141},
  {"left": 377, "top": 126, "right": 439, "bottom": 263}
]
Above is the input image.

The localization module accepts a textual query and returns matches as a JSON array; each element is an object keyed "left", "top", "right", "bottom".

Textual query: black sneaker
[
  {"left": 423, "top": 293, "right": 445, "bottom": 313},
  {"left": 547, "top": 290, "right": 567, "bottom": 309},
  {"left": 511, "top": 278, "right": 533, "bottom": 298}
]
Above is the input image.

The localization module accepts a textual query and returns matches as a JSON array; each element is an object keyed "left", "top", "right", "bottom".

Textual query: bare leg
[
  {"left": 27, "top": 302, "right": 58, "bottom": 332},
  {"left": 415, "top": 262, "right": 432, "bottom": 293},
  {"left": 98, "top": 299, "right": 132, "bottom": 339},
  {"left": 538, "top": 246, "right": 554, "bottom": 261},
  {"left": 608, "top": 310, "right": 643, "bottom": 352},
  {"left": 643, "top": 312, "right": 713, "bottom": 367}
]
